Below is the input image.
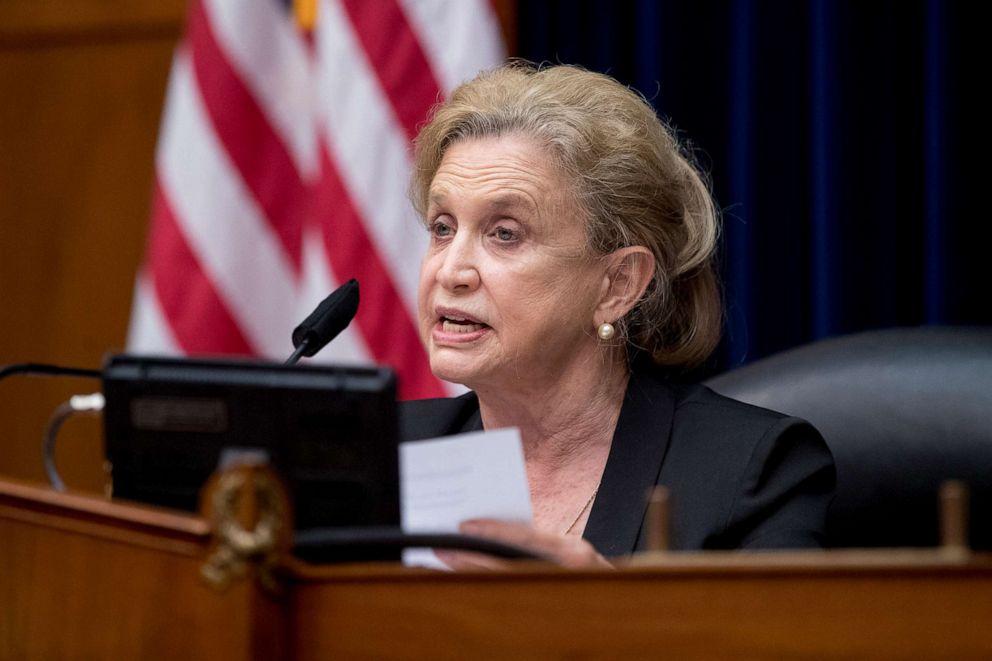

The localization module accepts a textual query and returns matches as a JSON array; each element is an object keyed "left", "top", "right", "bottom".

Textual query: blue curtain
[{"left": 517, "top": 1, "right": 987, "bottom": 374}]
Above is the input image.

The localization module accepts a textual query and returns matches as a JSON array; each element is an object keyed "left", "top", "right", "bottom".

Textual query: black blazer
[{"left": 400, "top": 366, "right": 835, "bottom": 556}]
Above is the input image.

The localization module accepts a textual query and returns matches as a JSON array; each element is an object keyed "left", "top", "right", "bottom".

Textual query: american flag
[{"left": 126, "top": 0, "right": 505, "bottom": 399}]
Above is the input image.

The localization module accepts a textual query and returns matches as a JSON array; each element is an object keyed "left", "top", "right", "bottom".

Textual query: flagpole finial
[{"left": 294, "top": 0, "right": 317, "bottom": 31}]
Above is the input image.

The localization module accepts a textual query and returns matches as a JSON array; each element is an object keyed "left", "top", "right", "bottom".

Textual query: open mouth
[{"left": 439, "top": 315, "right": 489, "bottom": 334}]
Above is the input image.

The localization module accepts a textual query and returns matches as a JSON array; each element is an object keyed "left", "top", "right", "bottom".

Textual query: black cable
[
  {"left": 0, "top": 362, "right": 101, "bottom": 381},
  {"left": 293, "top": 527, "right": 548, "bottom": 562}
]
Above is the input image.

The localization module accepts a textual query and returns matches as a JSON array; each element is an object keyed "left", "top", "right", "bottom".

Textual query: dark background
[{"left": 516, "top": 0, "right": 988, "bottom": 375}]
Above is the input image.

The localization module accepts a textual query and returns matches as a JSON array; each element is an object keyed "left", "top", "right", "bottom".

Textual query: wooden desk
[{"left": 3, "top": 477, "right": 991, "bottom": 660}]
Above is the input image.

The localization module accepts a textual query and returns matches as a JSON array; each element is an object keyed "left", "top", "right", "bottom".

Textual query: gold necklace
[{"left": 565, "top": 486, "right": 599, "bottom": 535}]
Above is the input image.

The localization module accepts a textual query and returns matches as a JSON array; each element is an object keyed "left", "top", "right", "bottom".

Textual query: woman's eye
[
  {"left": 431, "top": 221, "right": 453, "bottom": 238},
  {"left": 493, "top": 226, "right": 516, "bottom": 241}
]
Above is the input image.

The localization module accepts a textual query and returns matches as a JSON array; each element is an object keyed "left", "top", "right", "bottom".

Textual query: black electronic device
[{"left": 102, "top": 354, "right": 399, "bottom": 532}]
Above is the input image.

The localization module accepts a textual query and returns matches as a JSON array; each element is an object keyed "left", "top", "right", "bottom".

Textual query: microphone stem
[{"left": 284, "top": 339, "right": 311, "bottom": 366}]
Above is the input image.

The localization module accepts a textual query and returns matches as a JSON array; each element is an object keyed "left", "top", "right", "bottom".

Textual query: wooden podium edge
[
  {"left": 5, "top": 474, "right": 992, "bottom": 659},
  {"left": 0, "top": 476, "right": 210, "bottom": 558}
]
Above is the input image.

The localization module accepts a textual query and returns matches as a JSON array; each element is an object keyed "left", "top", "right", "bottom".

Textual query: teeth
[{"left": 442, "top": 319, "right": 485, "bottom": 333}]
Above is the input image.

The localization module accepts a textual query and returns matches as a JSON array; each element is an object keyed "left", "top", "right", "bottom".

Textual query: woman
[{"left": 401, "top": 63, "right": 834, "bottom": 567}]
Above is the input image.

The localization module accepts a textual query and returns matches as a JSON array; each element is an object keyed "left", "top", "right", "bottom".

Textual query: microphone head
[{"left": 292, "top": 279, "right": 360, "bottom": 358}]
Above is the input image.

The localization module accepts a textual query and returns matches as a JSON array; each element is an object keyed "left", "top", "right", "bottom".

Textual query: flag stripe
[
  {"left": 315, "top": 147, "right": 445, "bottom": 399},
  {"left": 127, "top": 272, "right": 182, "bottom": 355},
  {"left": 147, "top": 185, "right": 254, "bottom": 355},
  {"left": 314, "top": 0, "right": 427, "bottom": 320},
  {"left": 159, "top": 49, "right": 299, "bottom": 355},
  {"left": 188, "top": 0, "right": 308, "bottom": 272},
  {"left": 341, "top": 0, "right": 444, "bottom": 143},
  {"left": 398, "top": 0, "right": 506, "bottom": 93},
  {"left": 203, "top": 0, "right": 318, "bottom": 179},
  {"left": 129, "top": 0, "right": 503, "bottom": 400}
]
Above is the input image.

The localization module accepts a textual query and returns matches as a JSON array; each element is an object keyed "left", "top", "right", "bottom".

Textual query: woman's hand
[{"left": 435, "top": 518, "right": 614, "bottom": 570}]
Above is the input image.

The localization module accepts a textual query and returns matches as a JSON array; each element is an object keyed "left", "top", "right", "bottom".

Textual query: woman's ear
[{"left": 596, "top": 246, "right": 655, "bottom": 323}]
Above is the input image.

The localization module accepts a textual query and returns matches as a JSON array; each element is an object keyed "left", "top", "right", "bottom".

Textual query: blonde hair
[{"left": 411, "top": 62, "right": 721, "bottom": 369}]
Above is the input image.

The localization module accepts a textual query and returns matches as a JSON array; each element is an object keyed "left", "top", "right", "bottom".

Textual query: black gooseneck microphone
[{"left": 285, "top": 278, "right": 360, "bottom": 365}]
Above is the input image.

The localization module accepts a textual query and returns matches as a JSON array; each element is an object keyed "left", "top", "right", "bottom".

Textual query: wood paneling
[
  {"left": 0, "top": 0, "right": 183, "bottom": 38},
  {"left": 0, "top": 1, "right": 185, "bottom": 490}
]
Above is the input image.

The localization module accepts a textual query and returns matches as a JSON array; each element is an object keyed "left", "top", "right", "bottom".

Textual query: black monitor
[{"left": 102, "top": 354, "right": 399, "bottom": 532}]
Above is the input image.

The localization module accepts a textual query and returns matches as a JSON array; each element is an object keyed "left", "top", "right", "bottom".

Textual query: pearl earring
[{"left": 597, "top": 322, "right": 616, "bottom": 340}]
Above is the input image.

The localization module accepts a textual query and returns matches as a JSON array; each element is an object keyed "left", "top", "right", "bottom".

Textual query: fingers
[{"left": 434, "top": 548, "right": 509, "bottom": 571}]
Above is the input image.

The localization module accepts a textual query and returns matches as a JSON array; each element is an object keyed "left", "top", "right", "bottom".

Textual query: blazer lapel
[
  {"left": 583, "top": 370, "right": 675, "bottom": 556},
  {"left": 398, "top": 392, "right": 481, "bottom": 441}
]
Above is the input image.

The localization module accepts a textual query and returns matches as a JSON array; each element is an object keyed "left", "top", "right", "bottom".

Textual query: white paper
[{"left": 400, "top": 427, "right": 532, "bottom": 568}]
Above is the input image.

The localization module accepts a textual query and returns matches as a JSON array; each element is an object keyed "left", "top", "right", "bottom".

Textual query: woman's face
[{"left": 417, "top": 135, "right": 609, "bottom": 392}]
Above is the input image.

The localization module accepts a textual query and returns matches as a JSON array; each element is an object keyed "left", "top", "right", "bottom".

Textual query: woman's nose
[{"left": 436, "top": 236, "right": 480, "bottom": 292}]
